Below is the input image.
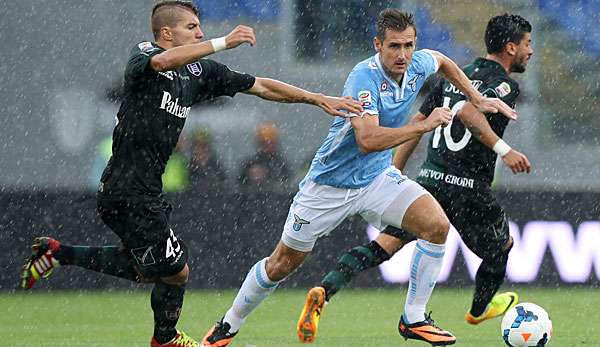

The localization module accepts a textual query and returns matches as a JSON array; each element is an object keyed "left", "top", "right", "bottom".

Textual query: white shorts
[{"left": 281, "top": 166, "right": 429, "bottom": 252}]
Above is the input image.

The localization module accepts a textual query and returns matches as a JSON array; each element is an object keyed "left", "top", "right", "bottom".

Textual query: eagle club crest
[
  {"left": 186, "top": 62, "right": 202, "bottom": 76},
  {"left": 408, "top": 75, "right": 420, "bottom": 92},
  {"left": 293, "top": 214, "right": 310, "bottom": 231}
]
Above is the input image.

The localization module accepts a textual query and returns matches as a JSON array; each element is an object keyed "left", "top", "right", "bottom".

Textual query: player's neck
[
  {"left": 381, "top": 64, "right": 404, "bottom": 84},
  {"left": 485, "top": 54, "right": 511, "bottom": 75},
  {"left": 156, "top": 39, "right": 174, "bottom": 50}
]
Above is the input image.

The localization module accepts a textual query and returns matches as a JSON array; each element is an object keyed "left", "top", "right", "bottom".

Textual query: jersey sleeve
[
  {"left": 410, "top": 49, "right": 439, "bottom": 79},
  {"left": 124, "top": 41, "right": 164, "bottom": 81},
  {"left": 197, "top": 59, "right": 256, "bottom": 99},
  {"left": 342, "top": 68, "right": 380, "bottom": 116},
  {"left": 419, "top": 79, "right": 444, "bottom": 116},
  {"left": 481, "top": 77, "right": 520, "bottom": 107}
]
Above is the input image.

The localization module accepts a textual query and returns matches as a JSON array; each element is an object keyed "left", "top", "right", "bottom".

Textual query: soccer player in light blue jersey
[{"left": 202, "top": 9, "right": 516, "bottom": 347}]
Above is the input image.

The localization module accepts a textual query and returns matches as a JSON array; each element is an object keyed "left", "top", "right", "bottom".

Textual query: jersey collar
[
  {"left": 474, "top": 57, "right": 508, "bottom": 77},
  {"left": 374, "top": 53, "right": 407, "bottom": 100}
]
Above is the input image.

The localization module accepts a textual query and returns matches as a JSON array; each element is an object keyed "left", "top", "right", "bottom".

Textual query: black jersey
[
  {"left": 100, "top": 41, "right": 255, "bottom": 197},
  {"left": 416, "top": 58, "right": 520, "bottom": 190}
]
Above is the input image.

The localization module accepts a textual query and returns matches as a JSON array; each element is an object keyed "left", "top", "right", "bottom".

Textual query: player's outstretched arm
[
  {"left": 392, "top": 113, "right": 428, "bottom": 171},
  {"left": 244, "top": 78, "right": 363, "bottom": 117},
  {"left": 458, "top": 103, "right": 531, "bottom": 174},
  {"left": 150, "top": 25, "right": 256, "bottom": 71},
  {"left": 430, "top": 51, "right": 517, "bottom": 121},
  {"left": 352, "top": 107, "right": 452, "bottom": 154}
]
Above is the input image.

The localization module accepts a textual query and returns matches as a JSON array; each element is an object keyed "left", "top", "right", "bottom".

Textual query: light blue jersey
[{"left": 305, "top": 50, "right": 439, "bottom": 189}]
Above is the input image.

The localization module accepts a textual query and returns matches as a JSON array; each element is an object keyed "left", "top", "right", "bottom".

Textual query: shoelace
[
  {"left": 173, "top": 332, "right": 198, "bottom": 347},
  {"left": 210, "top": 322, "right": 233, "bottom": 341},
  {"left": 424, "top": 311, "right": 443, "bottom": 331}
]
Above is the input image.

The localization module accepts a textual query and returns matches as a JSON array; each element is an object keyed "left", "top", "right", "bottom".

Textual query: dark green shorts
[
  {"left": 96, "top": 194, "right": 188, "bottom": 279},
  {"left": 382, "top": 183, "right": 510, "bottom": 260}
]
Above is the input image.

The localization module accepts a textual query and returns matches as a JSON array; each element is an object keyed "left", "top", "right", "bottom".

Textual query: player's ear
[
  {"left": 505, "top": 42, "right": 517, "bottom": 57},
  {"left": 160, "top": 26, "right": 174, "bottom": 42},
  {"left": 373, "top": 36, "right": 382, "bottom": 52}
]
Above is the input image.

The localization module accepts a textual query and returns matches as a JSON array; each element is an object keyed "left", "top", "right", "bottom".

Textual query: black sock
[
  {"left": 151, "top": 281, "right": 185, "bottom": 344},
  {"left": 321, "top": 241, "right": 390, "bottom": 301},
  {"left": 55, "top": 245, "right": 139, "bottom": 282},
  {"left": 470, "top": 250, "right": 509, "bottom": 317}
]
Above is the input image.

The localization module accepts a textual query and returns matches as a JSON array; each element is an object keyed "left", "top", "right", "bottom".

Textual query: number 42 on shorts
[{"left": 166, "top": 229, "right": 181, "bottom": 259}]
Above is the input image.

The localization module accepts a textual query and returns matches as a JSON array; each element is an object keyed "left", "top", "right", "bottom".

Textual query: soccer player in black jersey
[
  {"left": 18, "top": 1, "right": 362, "bottom": 347},
  {"left": 297, "top": 14, "right": 534, "bottom": 345}
]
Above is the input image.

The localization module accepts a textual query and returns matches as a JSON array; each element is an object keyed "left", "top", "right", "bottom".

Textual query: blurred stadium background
[{"left": 0, "top": 0, "right": 598, "bottom": 345}]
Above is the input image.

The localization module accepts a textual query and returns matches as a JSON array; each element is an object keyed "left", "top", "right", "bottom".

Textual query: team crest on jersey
[
  {"left": 358, "top": 90, "right": 372, "bottom": 107},
  {"left": 186, "top": 62, "right": 202, "bottom": 76},
  {"left": 380, "top": 81, "right": 388, "bottom": 91},
  {"left": 292, "top": 214, "right": 310, "bottom": 231},
  {"left": 494, "top": 82, "right": 511, "bottom": 97},
  {"left": 407, "top": 75, "right": 420, "bottom": 92}
]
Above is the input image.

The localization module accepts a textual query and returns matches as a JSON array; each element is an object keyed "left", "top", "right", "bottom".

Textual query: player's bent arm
[
  {"left": 244, "top": 78, "right": 363, "bottom": 117},
  {"left": 150, "top": 41, "right": 218, "bottom": 72},
  {"left": 430, "top": 51, "right": 483, "bottom": 104},
  {"left": 431, "top": 51, "right": 517, "bottom": 120},
  {"left": 351, "top": 115, "right": 427, "bottom": 154},
  {"left": 151, "top": 25, "right": 257, "bottom": 72},
  {"left": 393, "top": 113, "right": 428, "bottom": 170},
  {"left": 459, "top": 103, "right": 531, "bottom": 173},
  {"left": 457, "top": 102, "right": 501, "bottom": 149}
]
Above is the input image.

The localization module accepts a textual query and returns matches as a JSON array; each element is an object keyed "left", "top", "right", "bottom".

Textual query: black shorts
[
  {"left": 97, "top": 194, "right": 188, "bottom": 279},
  {"left": 382, "top": 183, "right": 510, "bottom": 260}
]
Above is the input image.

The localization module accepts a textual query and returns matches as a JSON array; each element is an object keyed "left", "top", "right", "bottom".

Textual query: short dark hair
[
  {"left": 485, "top": 14, "right": 532, "bottom": 54},
  {"left": 376, "top": 9, "right": 417, "bottom": 41},
  {"left": 151, "top": 1, "right": 199, "bottom": 39}
]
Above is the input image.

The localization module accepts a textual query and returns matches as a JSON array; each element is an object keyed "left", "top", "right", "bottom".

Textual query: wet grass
[{"left": 0, "top": 287, "right": 596, "bottom": 346}]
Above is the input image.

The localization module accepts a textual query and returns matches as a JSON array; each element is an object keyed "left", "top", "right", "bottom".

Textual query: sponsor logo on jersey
[
  {"left": 159, "top": 91, "right": 191, "bottom": 119},
  {"left": 358, "top": 90, "right": 372, "bottom": 107},
  {"left": 418, "top": 168, "right": 475, "bottom": 189},
  {"left": 292, "top": 214, "right": 310, "bottom": 231},
  {"left": 186, "top": 62, "right": 202, "bottom": 76},
  {"left": 495, "top": 82, "right": 512, "bottom": 98}
]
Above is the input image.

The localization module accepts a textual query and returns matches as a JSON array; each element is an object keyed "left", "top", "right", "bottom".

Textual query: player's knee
[
  {"left": 161, "top": 263, "right": 189, "bottom": 286},
  {"left": 265, "top": 256, "right": 297, "bottom": 282},
  {"left": 423, "top": 215, "right": 450, "bottom": 244}
]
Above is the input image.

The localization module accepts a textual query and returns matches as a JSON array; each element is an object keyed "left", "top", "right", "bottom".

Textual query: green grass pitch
[{"left": 1, "top": 287, "right": 596, "bottom": 346}]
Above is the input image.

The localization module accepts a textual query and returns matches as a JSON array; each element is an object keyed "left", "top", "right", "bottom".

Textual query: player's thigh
[
  {"left": 399, "top": 194, "right": 450, "bottom": 242},
  {"left": 99, "top": 197, "right": 188, "bottom": 279},
  {"left": 451, "top": 191, "right": 511, "bottom": 259},
  {"left": 281, "top": 181, "right": 355, "bottom": 252},
  {"left": 359, "top": 167, "right": 430, "bottom": 231}
]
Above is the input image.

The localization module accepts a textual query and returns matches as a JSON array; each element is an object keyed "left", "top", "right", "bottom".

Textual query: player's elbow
[
  {"left": 356, "top": 135, "right": 377, "bottom": 154},
  {"left": 150, "top": 54, "right": 170, "bottom": 72}
]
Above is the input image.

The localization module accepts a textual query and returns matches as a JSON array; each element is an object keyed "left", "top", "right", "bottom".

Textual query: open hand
[
  {"left": 316, "top": 95, "right": 363, "bottom": 117},
  {"left": 471, "top": 97, "right": 517, "bottom": 121}
]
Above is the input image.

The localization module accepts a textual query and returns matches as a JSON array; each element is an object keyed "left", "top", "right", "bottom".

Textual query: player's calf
[{"left": 20, "top": 237, "right": 61, "bottom": 289}]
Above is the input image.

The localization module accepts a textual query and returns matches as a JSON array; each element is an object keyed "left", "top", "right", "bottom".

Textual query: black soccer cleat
[{"left": 398, "top": 312, "right": 456, "bottom": 346}]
